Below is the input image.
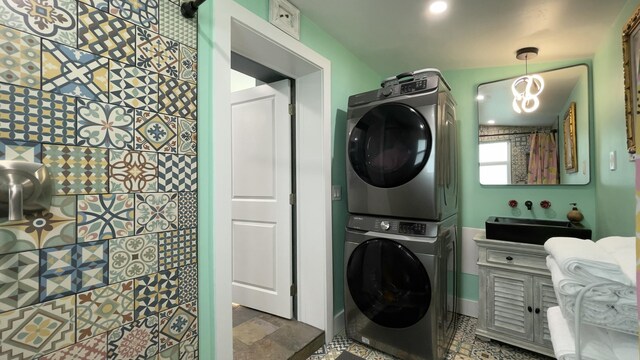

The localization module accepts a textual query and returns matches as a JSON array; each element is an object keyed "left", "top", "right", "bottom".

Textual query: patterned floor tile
[
  {"left": 77, "top": 98, "right": 134, "bottom": 149},
  {"left": 136, "top": 27, "right": 179, "bottom": 78},
  {"left": 178, "top": 192, "right": 197, "bottom": 229},
  {"left": 78, "top": 2, "right": 136, "bottom": 65},
  {"left": 107, "top": 315, "right": 159, "bottom": 359},
  {"left": 0, "top": 24, "right": 40, "bottom": 88},
  {"left": 0, "top": 295, "right": 75, "bottom": 359},
  {"left": 110, "top": 150, "right": 158, "bottom": 193},
  {"left": 158, "top": 268, "right": 178, "bottom": 312},
  {"left": 159, "top": 0, "right": 196, "bottom": 48},
  {"left": 178, "top": 264, "right": 197, "bottom": 304},
  {"left": 179, "top": 335, "right": 197, "bottom": 360},
  {"left": 0, "top": 139, "right": 41, "bottom": 162},
  {"left": 0, "top": 196, "right": 76, "bottom": 254},
  {"left": 109, "top": 60, "right": 159, "bottom": 111},
  {"left": 158, "top": 228, "right": 196, "bottom": 271},
  {"left": 0, "top": 0, "right": 76, "bottom": 47},
  {"left": 77, "top": 194, "right": 135, "bottom": 242},
  {"left": 0, "top": 83, "right": 75, "bottom": 144},
  {"left": 134, "top": 272, "right": 159, "bottom": 320},
  {"left": 109, "top": 234, "right": 158, "bottom": 283},
  {"left": 0, "top": 250, "right": 39, "bottom": 312},
  {"left": 159, "top": 344, "right": 180, "bottom": 360},
  {"left": 135, "top": 193, "right": 178, "bottom": 235},
  {"left": 158, "top": 154, "right": 197, "bottom": 192},
  {"left": 178, "top": 44, "right": 196, "bottom": 84},
  {"left": 78, "top": 0, "right": 107, "bottom": 11},
  {"left": 42, "top": 40, "right": 109, "bottom": 102},
  {"left": 177, "top": 118, "right": 196, "bottom": 155},
  {"left": 39, "top": 241, "right": 108, "bottom": 301},
  {"left": 135, "top": 110, "right": 177, "bottom": 153},
  {"left": 39, "top": 333, "right": 108, "bottom": 360},
  {"left": 76, "top": 280, "right": 135, "bottom": 340},
  {"left": 158, "top": 75, "right": 196, "bottom": 120},
  {"left": 43, "top": 145, "right": 109, "bottom": 195},
  {"left": 109, "top": 0, "right": 159, "bottom": 32},
  {"left": 159, "top": 300, "right": 197, "bottom": 352}
]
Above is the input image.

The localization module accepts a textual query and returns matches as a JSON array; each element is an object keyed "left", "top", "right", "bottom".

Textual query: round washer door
[
  {"left": 347, "top": 239, "right": 431, "bottom": 328},
  {"left": 348, "top": 103, "right": 432, "bottom": 188}
]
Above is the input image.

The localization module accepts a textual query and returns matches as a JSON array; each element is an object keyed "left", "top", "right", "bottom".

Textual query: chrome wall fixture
[{"left": 0, "top": 160, "right": 53, "bottom": 221}]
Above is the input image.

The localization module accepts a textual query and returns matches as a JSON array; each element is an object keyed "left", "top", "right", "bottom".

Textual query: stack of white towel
[{"left": 544, "top": 236, "right": 638, "bottom": 360}]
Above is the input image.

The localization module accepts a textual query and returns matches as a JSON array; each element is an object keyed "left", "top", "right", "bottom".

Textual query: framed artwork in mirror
[
  {"left": 622, "top": 5, "right": 640, "bottom": 155},
  {"left": 563, "top": 102, "right": 578, "bottom": 173},
  {"left": 269, "top": 0, "right": 300, "bottom": 40}
]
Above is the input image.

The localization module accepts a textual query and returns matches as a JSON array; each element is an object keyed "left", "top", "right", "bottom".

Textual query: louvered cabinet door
[
  {"left": 533, "top": 276, "right": 558, "bottom": 348},
  {"left": 486, "top": 269, "right": 534, "bottom": 342}
]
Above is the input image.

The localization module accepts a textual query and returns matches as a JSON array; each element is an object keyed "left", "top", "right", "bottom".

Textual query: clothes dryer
[
  {"left": 346, "top": 69, "right": 457, "bottom": 221},
  {"left": 344, "top": 214, "right": 458, "bottom": 360}
]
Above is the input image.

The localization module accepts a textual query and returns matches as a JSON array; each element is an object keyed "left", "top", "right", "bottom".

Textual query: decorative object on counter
[
  {"left": 508, "top": 199, "right": 518, "bottom": 208},
  {"left": 525, "top": 200, "right": 533, "bottom": 210},
  {"left": 512, "top": 47, "right": 544, "bottom": 114},
  {"left": 622, "top": 4, "right": 640, "bottom": 155},
  {"left": 540, "top": 200, "right": 551, "bottom": 209},
  {"left": 566, "top": 203, "right": 584, "bottom": 223}
]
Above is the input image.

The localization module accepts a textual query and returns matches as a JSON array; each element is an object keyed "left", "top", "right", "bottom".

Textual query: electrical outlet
[
  {"left": 609, "top": 151, "right": 616, "bottom": 170},
  {"left": 331, "top": 185, "right": 342, "bottom": 201}
]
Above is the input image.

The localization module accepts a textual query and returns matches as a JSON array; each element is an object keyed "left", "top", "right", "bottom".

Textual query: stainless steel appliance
[
  {"left": 346, "top": 69, "right": 457, "bottom": 221},
  {"left": 344, "top": 214, "right": 458, "bottom": 360}
]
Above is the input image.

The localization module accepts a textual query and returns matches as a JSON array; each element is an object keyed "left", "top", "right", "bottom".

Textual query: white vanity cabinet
[{"left": 474, "top": 235, "right": 557, "bottom": 357}]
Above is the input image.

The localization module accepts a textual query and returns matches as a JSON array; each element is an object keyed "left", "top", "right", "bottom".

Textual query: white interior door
[{"left": 230, "top": 79, "right": 293, "bottom": 319}]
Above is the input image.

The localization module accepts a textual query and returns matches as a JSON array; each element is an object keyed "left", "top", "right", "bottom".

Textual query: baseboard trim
[
  {"left": 333, "top": 310, "right": 345, "bottom": 336},
  {"left": 458, "top": 298, "right": 478, "bottom": 318}
]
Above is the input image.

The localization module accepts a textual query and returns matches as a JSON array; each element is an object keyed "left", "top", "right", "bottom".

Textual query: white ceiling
[{"left": 288, "top": 0, "right": 626, "bottom": 77}]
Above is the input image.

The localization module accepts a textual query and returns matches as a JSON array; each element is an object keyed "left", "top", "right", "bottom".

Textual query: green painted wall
[
  {"left": 593, "top": 0, "right": 638, "bottom": 238},
  {"left": 197, "top": 1, "right": 215, "bottom": 359}
]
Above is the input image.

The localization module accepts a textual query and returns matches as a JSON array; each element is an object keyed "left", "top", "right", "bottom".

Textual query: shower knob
[{"left": 380, "top": 221, "right": 390, "bottom": 231}]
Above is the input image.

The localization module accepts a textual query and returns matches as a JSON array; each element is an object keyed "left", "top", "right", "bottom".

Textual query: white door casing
[
  {"left": 209, "top": 1, "right": 333, "bottom": 358},
  {"left": 230, "top": 80, "right": 293, "bottom": 319}
]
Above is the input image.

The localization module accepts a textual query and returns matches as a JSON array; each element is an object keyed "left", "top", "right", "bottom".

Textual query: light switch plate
[
  {"left": 609, "top": 151, "right": 616, "bottom": 170},
  {"left": 269, "top": 0, "right": 300, "bottom": 40}
]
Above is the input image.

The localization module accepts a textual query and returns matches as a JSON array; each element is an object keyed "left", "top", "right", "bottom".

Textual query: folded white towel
[
  {"left": 546, "top": 256, "right": 638, "bottom": 334},
  {"left": 609, "top": 330, "right": 639, "bottom": 360},
  {"left": 596, "top": 236, "right": 636, "bottom": 286},
  {"left": 547, "top": 306, "right": 618, "bottom": 360},
  {"left": 544, "top": 237, "right": 631, "bottom": 286}
]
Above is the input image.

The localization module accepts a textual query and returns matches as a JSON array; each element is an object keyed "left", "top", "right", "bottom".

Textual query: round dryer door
[
  {"left": 347, "top": 239, "right": 431, "bottom": 328},
  {"left": 348, "top": 103, "right": 432, "bottom": 188}
]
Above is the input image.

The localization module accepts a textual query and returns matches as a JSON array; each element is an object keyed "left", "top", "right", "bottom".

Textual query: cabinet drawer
[{"left": 486, "top": 249, "right": 547, "bottom": 270}]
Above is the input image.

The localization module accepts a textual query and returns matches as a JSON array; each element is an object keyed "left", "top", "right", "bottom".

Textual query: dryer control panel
[
  {"left": 347, "top": 215, "right": 437, "bottom": 237},
  {"left": 399, "top": 221, "right": 427, "bottom": 235}
]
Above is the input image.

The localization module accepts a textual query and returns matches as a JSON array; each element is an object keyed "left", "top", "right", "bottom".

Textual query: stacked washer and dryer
[{"left": 344, "top": 69, "right": 459, "bottom": 360}]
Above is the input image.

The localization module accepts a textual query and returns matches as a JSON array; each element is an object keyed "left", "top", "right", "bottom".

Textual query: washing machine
[
  {"left": 344, "top": 214, "right": 458, "bottom": 360},
  {"left": 346, "top": 69, "right": 457, "bottom": 221}
]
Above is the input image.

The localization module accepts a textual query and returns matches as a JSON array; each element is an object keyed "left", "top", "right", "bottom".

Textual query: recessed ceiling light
[
  {"left": 429, "top": 1, "right": 448, "bottom": 14},
  {"left": 476, "top": 94, "right": 485, "bottom": 101},
  {"left": 487, "top": 120, "right": 496, "bottom": 124}
]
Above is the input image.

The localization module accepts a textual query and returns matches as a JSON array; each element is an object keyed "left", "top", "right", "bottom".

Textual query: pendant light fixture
[{"left": 511, "top": 47, "right": 544, "bottom": 114}]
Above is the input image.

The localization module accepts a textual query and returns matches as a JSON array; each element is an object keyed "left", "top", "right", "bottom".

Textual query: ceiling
[{"left": 288, "top": 0, "right": 626, "bottom": 78}]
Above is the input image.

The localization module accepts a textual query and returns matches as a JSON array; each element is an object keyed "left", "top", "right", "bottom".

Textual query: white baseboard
[
  {"left": 333, "top": 310, "right": 345, "bottom": 336},
  {"left": 457, "top": 298, "right": 478, "bottom": 318}
]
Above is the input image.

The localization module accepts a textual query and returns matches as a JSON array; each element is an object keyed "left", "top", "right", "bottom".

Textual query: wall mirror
[{"left": 477, "top": 64, "right": 590, "bottom": 185}]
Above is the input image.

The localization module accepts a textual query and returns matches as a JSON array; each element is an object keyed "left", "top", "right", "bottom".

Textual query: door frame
[{"left": 201, "top": 1, "right": 333, "bottom": 359}]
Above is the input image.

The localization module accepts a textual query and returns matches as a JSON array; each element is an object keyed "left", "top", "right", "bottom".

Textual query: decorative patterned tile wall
[{"left": 0, "top": 0, "right": 198, "bottom": 358}]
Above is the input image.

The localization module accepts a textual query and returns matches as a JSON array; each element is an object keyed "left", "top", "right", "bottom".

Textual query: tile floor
[
  {"left": 308, "top": 315, "right": 554, "bottom": 360},
  {"left": 233, "top": 304, "right": 324, "bottom": 360}
]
